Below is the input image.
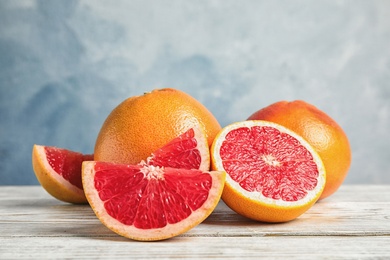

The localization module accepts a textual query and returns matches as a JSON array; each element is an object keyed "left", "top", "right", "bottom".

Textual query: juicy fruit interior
[
  {"left": 94, "top": 163, "right": 213, "bottom": 229},
  {"left": 45, "top": 147, "right": 89, "bottom": 190},
  {"left": 147, "top": 128, "right": 202, "bottom": 170},
  {"left": 220, "top": 126, "right": 319, "bottom": 201}
]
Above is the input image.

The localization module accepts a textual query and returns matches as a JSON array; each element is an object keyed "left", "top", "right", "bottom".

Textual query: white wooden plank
[
  {"left": 1, "top": 236, "right": 389, "bottom": 259},
  {"left": 1, "top": 186, "right": 389, "bottom": 237},
  {"left": 1, "top": 185, "right": 390, "bottom": 259},
  {"left": 1, "top": 202, "right": 389, "bottom": 238}
]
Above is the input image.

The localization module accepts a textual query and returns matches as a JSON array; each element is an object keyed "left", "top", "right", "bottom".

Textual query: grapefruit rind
[
  {"left": 210, "top": 120, "right": 326, "bottom": 222},
  {"left": 82, "top": 161, "right": 226, "bottom": 241},
  {"left": 32, "top": 144, "right": 87, "bottom": 204}
]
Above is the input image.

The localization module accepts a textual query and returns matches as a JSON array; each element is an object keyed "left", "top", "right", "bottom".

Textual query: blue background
[{"left": 1, "top": 0, "right": 389, "bottom": 185}]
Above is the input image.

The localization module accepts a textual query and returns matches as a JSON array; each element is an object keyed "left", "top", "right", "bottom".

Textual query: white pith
[
  {"left": 191, "top": 124, "right": 210, "bottom": 171},
  {"left": 140, "top": 165, "right": 165, "bottom": 180},
  {"left": 262, "top": 154, "right": 281, "bottom": 167}
]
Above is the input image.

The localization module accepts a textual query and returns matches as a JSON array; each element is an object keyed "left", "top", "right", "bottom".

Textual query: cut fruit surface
[
  {"left": 211, "top": 120, "right": 326, "bottom": 223},
  {"left": 32, "top": 145, "right": 93, "bottom": 204},
  {"left": 82, "top": 161, "right": 225, "bottom": 241},
  {"left": 145, "top": 125, "right": 210, "bottom": 171}
]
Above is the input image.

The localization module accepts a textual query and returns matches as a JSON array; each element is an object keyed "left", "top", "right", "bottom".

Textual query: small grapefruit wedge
[
  {"left": 145, "top": 125, "right": 210, "bottom": 171},
  {"left": 32, "top": 145, "right": 93, "bottom": 204},
  {"left": 210, "top": 120, "right": 326, "bottom": 223},
  {"left": 82, "top": 161, "right": 226, "bottom": 241}
]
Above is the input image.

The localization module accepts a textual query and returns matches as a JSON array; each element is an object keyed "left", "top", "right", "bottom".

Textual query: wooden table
[{"left": 0, "top": 185, "right": 389, "bottom": 259}]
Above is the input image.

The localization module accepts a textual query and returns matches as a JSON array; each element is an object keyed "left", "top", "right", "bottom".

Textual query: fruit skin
[
  {"left": 94, "top": 88, "right": 221, "bottom": 167},
  {"left": 221, "top": 180, "right": 321, "bottom": 223},
  {"left": 32, "top": 145, "right": 91, "bottom": 204},
  {"left": 247, "top": 100, "right": 351, "bottom": 200},
  {"left": 210, "top": 120, "right": 326, "bottom": 223}
]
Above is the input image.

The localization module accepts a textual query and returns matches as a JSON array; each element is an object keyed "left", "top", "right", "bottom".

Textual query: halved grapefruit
[
  {"left": 32, "top": 145, "right": 93, "bottom": 204},
  {"left": 210, "top": 120, "right": 326, "bottom": 223},
  {"left": 82, "top": 161, "right": 225, "bottom": 241}
]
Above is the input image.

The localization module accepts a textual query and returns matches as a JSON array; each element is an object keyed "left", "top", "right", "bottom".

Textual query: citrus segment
[
  {"left": 94, "top": 88, "right": 221, "bottom": 166},
  {"left": 32, "top": 145, "right": 92, "bottom": 204},
  {"left": 211, "top": 120, "right": 326, "bottom": 223},
  {"left": 247, "top": 100, "right": 351, "bottom": 199},
  {"left": 145, "top": 125, "right": 210, "bottom": 171},
  {"left": 82, "top": 161, "right": 226, "bottom": 241}
]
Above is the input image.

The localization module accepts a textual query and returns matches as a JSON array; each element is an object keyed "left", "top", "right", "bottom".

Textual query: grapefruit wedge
[
  {"left": 82, "top": 162, "right": 225, "bottom": 241},
  {"left": 211, "top": 120, "right": 326, "bottom": 223},
  {"left": 144, "top": 125, "right": 210, "bottom": 171},
  {"left": 82, "top": 125, "right": 225, "bottom": 241},
  {"left": 32, "top": 145, "right": 93, "bottom": 204}
]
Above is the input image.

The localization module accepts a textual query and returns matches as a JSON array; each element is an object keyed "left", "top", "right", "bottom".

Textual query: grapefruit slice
[
  {"left": 82, "top": 161, "right": 226, "bottom": 241},
  {"left": 144, "top": 125, "right": 210, "bottom": 171},
  {"left": 210, "top": 120, "right": 326, "bottom": 223},
  {"left": 32, "top": 145, "right": 93, "bottom": 204}
]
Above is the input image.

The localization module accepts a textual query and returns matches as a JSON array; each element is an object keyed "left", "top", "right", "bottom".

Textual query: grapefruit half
[{"left": 211, "top": 120, "right": 326, "bottom": 223}]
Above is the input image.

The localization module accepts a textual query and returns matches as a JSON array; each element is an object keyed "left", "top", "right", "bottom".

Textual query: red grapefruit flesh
[
  {"left": 145, "top": 125, "right": 210, "bottom": 171},
  {"left": 211, "top": 120, "right": 326, "bottom": 222}
]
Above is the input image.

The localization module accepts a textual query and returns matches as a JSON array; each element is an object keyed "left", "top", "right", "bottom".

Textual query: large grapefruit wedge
[
  {"left": 32, "top": 145, "right": 93, "bottom": 204},
  {"left": 82, "top": 161, "right": 226, "bottom": 241},
  {"left": 210, "top": 120, "right": 326, "bottom": 223}
]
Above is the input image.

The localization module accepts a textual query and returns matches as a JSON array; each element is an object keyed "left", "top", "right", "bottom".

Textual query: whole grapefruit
[
  {"left": 247, "top": 100, "right": 351, "bottom": 200},
  {"left": 94, "top": 88, "right": 221, "bottom": 166}
]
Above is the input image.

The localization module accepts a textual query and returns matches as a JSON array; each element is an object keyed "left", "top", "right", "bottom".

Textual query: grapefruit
[
  {"left": 32, "top": 145, "right": 93, "bottom": 204},
  {"left": 145, "top": 125, "right": 210, "bottom": 171},
  {"left": 210, "top": 120, "right": 326, "bottom": 223},
  {"left": 82, "top": 162, "right": 225, "bottom": 241},
  {"left": 94, "top": 88, "right": 221, "bottom": 167},
  {"left": 83, "top": 125, "right": 224, "bottom": 241},
  {"left": 247, "top": 100, "right": 351, "bottom": 199}
]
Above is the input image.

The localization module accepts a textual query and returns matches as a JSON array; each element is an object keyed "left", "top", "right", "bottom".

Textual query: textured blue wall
[{"left": 1, "top": 0, "right": 389, "bottom": 185}]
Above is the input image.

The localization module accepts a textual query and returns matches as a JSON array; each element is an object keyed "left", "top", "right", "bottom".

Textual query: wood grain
[{"left": 1, "top": 185, "right": 389, "bottom": 259}]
